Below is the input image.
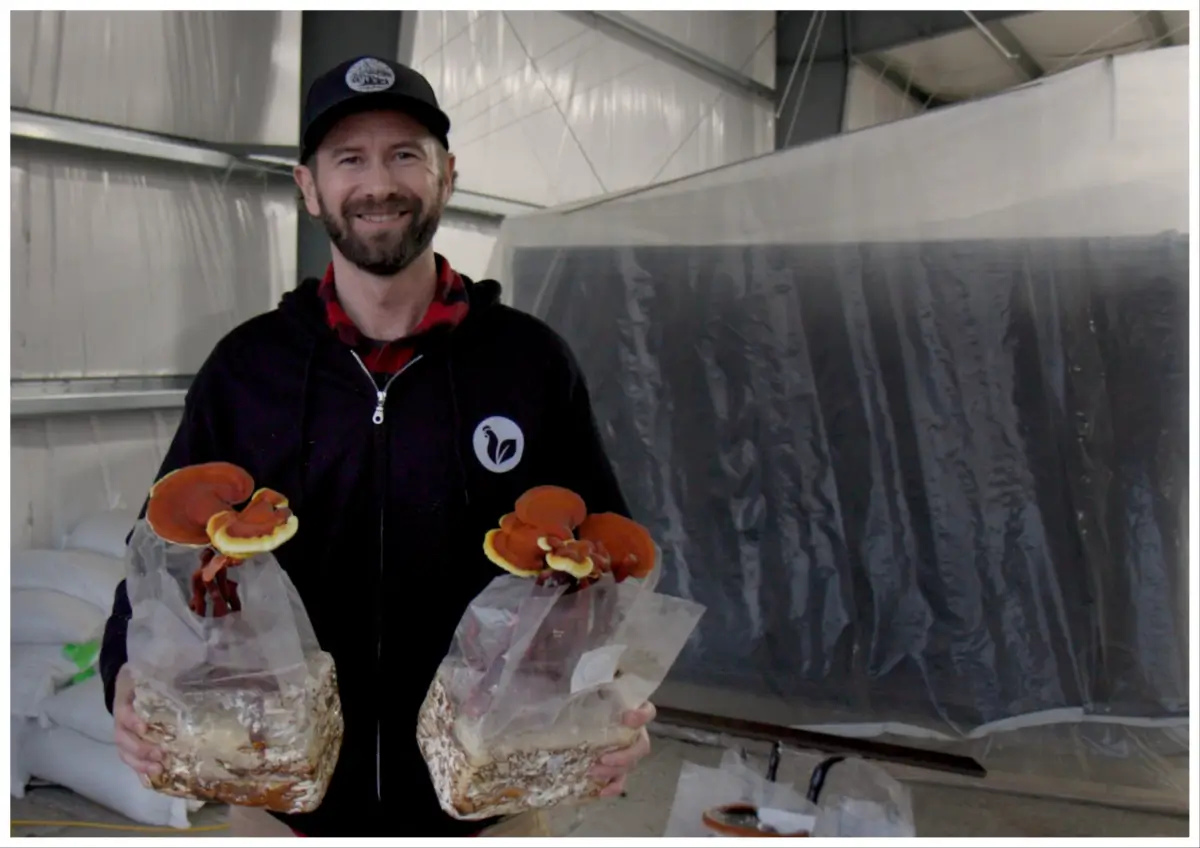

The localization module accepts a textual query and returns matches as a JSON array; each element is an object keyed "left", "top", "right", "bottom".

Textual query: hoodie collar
[{"left": 317, "top": 253, "right": 470, "bottom": 374}]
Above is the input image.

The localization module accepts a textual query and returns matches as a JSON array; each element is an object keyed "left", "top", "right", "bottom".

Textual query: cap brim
[{"left": 301, "top": 92, "right": 451, "bottom": 162}]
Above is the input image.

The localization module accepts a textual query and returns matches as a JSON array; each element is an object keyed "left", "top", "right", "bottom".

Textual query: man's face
[{"left": 295, "top": 110, "right": 454, "bottom": 276}]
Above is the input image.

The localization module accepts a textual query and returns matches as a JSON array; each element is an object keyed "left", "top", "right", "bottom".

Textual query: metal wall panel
[
  {"left": 10, "top": 142, "right": 297, "bottom": 378},
  {"left": 408, "top": 10, "right": 775, "bottom": 208},
  {"left": 10, "top": 10, "right": 301, "bottom": 146}
]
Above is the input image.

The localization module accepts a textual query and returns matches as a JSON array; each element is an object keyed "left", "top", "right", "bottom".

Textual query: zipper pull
[{"left": 372, "top": 391, "right": 386, "bottom": 425}]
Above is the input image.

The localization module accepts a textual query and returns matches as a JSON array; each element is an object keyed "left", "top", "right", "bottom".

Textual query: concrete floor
[{"left": 9, "top": 733, "right": 1189, "bottom": 838}]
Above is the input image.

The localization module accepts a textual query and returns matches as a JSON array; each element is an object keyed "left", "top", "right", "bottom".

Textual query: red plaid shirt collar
[{"left": 318, "top": 254, "right": 469, "bottom": 374}]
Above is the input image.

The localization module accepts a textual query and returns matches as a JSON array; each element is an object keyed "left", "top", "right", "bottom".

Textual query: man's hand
[
  {"left": 589, "top": 701, "right": 656, "bottom": 797},
  {"left": 113, "top": 666, "right": 164, "bottom": 781}
]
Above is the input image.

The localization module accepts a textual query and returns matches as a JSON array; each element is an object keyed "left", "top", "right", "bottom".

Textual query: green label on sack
[{"left": 62, "top": 639, "right": 101, "bottom": 684}]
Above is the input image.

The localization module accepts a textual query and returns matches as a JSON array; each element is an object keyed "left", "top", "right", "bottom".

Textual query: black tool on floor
[{"left": 655, "top": 705, "right": 986, "bottom": 778}]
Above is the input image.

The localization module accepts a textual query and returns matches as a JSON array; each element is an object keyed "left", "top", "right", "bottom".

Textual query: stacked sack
[{"left": 10, "top": 510, "right": 199, "bottom": 829}]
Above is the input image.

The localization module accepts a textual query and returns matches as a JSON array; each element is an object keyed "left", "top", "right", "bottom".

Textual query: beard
[{"left": 317, "top": 189, "right": 443, "bottom": 276}]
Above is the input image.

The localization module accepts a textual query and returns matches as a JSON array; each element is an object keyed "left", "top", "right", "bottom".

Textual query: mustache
[{"left": 343, "top": 196, "right": 421, "bottom": 217}]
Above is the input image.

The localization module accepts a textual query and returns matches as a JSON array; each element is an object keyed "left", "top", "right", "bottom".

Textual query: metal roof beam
[
  {"left": 963, "top": 11, "right": 1045, "bottom": 81},
  {"left": 1139, "top": 11, "right": 1177, "bottom": 47},
  {"left": 778, "top": 10, "right": 1029, "bottom": 62},
  {"left": 565, "top": 10, "right": 775, "bottom": 106},
  {"left": 9, "top": 108, "right": 541, "bottom": 222},
  {"left": 852, "top": 54, "right": 950, "bottom": 111},
  {"left": 11, "top": 376, "right": 191, "bottom": 418}
]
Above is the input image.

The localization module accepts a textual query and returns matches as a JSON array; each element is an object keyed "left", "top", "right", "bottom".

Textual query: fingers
[
  {"left": 585, "top": 704, "right": 658, "bottom": 795},
  {"left": 115, "top": 698, "right": 148, "bottom": 737},
  {"left": 597, "top": 775, "right": 627, "bottom": 798},
  {"left": 115, "top": 738, "right": 163, "bottom": 777},
  {"left": 601, "top": 727, "right": 651, "bottom": 768},
  {"left": 114, "top": 706, "right": 164, "bottom": 777},
  {"left": 589, "top": 727, "right": 651, "bottom": 781},
  {"left": 622, "top": 701, "right": 656, "bottom": 728}
]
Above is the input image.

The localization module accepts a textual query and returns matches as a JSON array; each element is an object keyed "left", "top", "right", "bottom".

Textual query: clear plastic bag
[
  {"left": 665, "top": 748, "right": 916, "bottom": 838},
  {"left": 124, "top": 519, "right": 343, "bottom": 813},
  {"left": 664, "top": 749, "right": 817, "bottom": 837},
  {"left": 810, "top": 757, "right": 916, "bottom": 837},
  {"left": 417, "top": 558, "right": 705, "bottom": 820}
]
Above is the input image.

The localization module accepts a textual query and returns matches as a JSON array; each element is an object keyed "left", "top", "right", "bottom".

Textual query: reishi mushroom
[
  {"left": 578, "top": 512, "right": 656, "bottom": 582},
  {"left": 514, "top": 486, "right": 587, "bottom": 540},
  {"left": 207, "top": 488, "right": 299, "bottom": 558},
  {"left": 483, "top": 527, "right": 546, "bottom": 578},
  {"left": 143, "top": 462, "right": 299, "bottom": 618},
  {"left": 544, "top": 538, "right": 599, "bottom": 580},
  {"left": 145, "top": 462, "right": 254, "bottom": 547},
  {"left": 482, "top": 485, "right": 656, "bottom": 588},
  {"left": 483, "top": 487, "right": 586, "bottom": 578}
]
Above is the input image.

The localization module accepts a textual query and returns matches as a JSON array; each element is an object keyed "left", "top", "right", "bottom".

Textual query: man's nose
[{"left": 360, "top": 157, "right": 402, "bottom": 197}]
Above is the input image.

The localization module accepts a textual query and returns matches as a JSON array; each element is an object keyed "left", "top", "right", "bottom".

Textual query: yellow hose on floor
[{"left": 10, "top": 819, "right": 229, "bottom": 833}]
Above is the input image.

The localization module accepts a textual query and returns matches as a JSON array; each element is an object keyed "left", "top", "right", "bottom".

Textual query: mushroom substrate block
[
  {"left": 416, "top": 674, "right": 638, "bottom": 820},
  {"left": 132, "top": 651, "right": 344, "bottom": 814}
]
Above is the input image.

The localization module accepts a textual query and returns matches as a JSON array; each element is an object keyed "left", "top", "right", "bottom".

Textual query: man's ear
[
  {"left": 293, "top": 163, "right": 321, "bottom": 217},
  {"left": 443, "top": 152, "right": 457, "bottom": 196}
]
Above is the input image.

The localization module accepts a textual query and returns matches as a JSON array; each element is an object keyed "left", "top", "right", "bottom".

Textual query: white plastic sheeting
[
  {"left": 408, "top": 10, "right": 775, "bottom": 209},
  {"left": 10, "top": 10, "right": 302, "bottom": 553},
  {"left": 431, "top": 211, "right": 507, "bottom": 284},
  {"left": 491, "top": 47, "right": 1190, "bottom": 798},
  {"left": 11, "top": 411, "right": 182, "bottom": 551},
  {"left": 10, "top": 144, "right": 297, "bottom": 378},
  {"left": 408, "top": 9, "right": 774, "bottom": 292},
  {"left": 491, "top": 47, "right": 1188, "bottom": 265},
  {"left": 9, "top": 10, "right": 302, "bottom": 147}
]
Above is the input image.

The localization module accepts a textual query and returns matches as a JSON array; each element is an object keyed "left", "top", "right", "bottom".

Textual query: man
[{"left": 98, "top": 56, "right": 654, "bottom": 838}]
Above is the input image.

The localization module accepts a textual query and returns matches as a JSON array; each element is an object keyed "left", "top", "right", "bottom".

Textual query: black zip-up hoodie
[{"left": 98, "top": 272, "right": 629, "bottom": 836}]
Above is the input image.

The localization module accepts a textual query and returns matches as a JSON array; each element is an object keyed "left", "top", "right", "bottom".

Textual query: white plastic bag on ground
[
  {"left": 664, "top": 749, "right": 816, "bottom": 837},
  {"left": 11, "top": 548, "right": 125, "bottom": 611},
  {"left": 38, "top": 675, "right": 113, "bottom": 744},
  {"left": 11, "top": 589, "right": 106, "bottom": 645},
  {"left": 21, "top": 722, "right": 193, "bottom": 828},
  {"left": 810, "top": 756, "right": 916, "bottom": 837},
  {"left": 61, "top": 510, "right": 136, "bottom": 560}
]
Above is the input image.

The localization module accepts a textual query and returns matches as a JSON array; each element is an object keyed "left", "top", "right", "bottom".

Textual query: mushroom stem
[{"left": 188, "top": 549, "right": 245, "bottom": 618}]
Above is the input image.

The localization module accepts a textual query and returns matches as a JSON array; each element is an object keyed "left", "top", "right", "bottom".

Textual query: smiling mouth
[{"left": 355, "top": 211, "right": 408, "bottom": 224}]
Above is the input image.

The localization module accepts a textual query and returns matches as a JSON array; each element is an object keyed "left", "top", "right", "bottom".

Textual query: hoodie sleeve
[{"left": 100, "top": 364, "right": 223, "bottom": 715}]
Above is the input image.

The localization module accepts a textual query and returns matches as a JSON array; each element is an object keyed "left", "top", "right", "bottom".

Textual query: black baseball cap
[{"left": 300, "top": 56, "right": 451, "bottom": 163}]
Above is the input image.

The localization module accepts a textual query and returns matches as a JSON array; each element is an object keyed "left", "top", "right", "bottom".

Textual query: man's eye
[{"left": 338, "top": 156, "right": 361, "bottom": 166}]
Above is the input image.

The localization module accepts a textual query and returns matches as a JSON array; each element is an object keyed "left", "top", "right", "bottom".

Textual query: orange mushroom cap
[
  {"left": 514, "top": 486, "right": 587, "bottom": 540},
  {"left": 483, "top": 528, "right": 547, "bottom": 578},
  {"left": 545, "top": 538, "right": 598, "bottom": 580},
  {"left": 498, "top": 512, "right": 523, "bottom": 533},
  {"left": 577, "top": 513, "right": 656, "bottom": 582},
  {"left": 145, "top": 462, "right": 255, "bottom": 547},
  {"left": 207, "top": 488, "right": 299, "bottom": 558}
]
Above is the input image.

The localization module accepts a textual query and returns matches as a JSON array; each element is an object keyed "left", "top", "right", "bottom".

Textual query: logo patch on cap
[{"left": 345, "top": 58, "right": 396, "bottom": 93}]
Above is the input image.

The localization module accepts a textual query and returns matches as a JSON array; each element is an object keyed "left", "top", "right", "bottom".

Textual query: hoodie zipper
[{"left": 349, "top": 350, "right": 423, "bottom": 803}]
